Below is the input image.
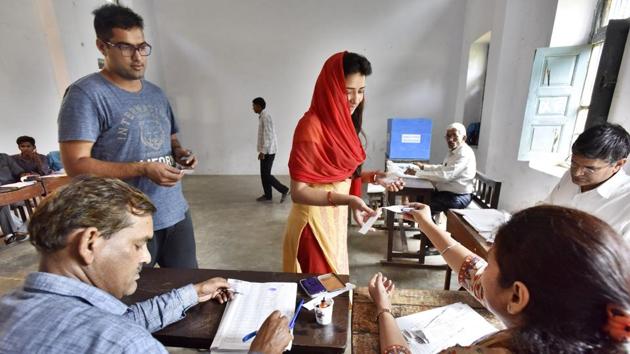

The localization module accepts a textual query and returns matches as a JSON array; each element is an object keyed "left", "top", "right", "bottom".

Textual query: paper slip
[
  {"left": 210, "top": 279, "right": 297, "bottom": 353},
  {"left": 303, "top": 283, "right": 355, "bottom": 310},
  {"left": 358, "top": 208, "right": 383, "bottom": 234},
  {"left": 382, "top": 205, "right": 410, "bottom": 214},
  {"left": 395, "top": 302, "right": 498, "bottom": 353},
  {"left": 0, "top": 181, "right": 37, "bottom": 188}
]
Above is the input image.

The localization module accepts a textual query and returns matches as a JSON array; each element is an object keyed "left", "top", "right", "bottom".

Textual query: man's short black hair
[
  {"left": 572, "top": 123, "right": 630, "bottom": 163},
  {"left": 253, "top": 97, "right": 266, "bottom": 109},
  {"left": 16, "top": 136, "right": 35, "bottom": 146},
  {"left": 93, "top": 4, "right": 144, "bottom": 41}
]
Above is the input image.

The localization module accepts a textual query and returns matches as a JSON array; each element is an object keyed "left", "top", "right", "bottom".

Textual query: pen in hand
[{"left": 242, "top": 298, "right": 304, "bottom": 342}]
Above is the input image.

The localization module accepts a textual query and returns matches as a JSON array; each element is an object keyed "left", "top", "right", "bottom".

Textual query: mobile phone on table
[{"left": 299, "top": 273, "right": 346, "bottom": 297}]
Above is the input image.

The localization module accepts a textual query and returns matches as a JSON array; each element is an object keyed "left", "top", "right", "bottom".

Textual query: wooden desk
[
  {"left": 352, "top": 287, "right": 503, "bottom": 353},
  {"left": 0, "top": 183, "right": 44, "bottom": 207},
  {"left": 442, "top": 210, "right": 493, "bottom": 289},
  {"left": 381, "top": 178, "right": 438, "bottom": 268},
  {"left": 122, "top": 268, "right": 350, "bottom": 353},
  {"left": 446, "top": 210, "right": 491, "bottom": 260},
  {"left": 40, "top": 175, "right": 72, "bottom": 195}
]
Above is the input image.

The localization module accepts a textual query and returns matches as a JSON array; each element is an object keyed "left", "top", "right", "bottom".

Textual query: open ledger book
[{"left": 210, "top": 279, "right": 297, "bottom": 353}]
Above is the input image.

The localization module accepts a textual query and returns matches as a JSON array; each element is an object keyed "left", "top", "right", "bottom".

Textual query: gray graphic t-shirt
[{"left": 58, "top": 73, "right": 188, "bottom": 230}]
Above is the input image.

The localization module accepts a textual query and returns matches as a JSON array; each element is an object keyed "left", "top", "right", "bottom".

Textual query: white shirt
[
  {"left": 257, "top": 110, "right": 278, "bottom": 154},
  {"left": 412, "top": 143, "right": 477, "bottom": 194},
  {"left": 545, "top": 169, "right": 630, "bottom": 241}
]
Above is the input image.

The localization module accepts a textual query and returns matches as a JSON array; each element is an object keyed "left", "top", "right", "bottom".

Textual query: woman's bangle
[
  {"left": 440, "top": 242, "right": 460, "bottom": 256},
  {"left": 375, "top": 308, "right": 392, "bottom": 323},
  {"left": 327, "top": 191, "right": 336, "bottom": 207}
]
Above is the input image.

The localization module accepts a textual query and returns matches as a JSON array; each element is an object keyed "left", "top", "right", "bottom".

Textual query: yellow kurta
[{"left": 282, "top": 180, "right": 350, "bottom": 275}]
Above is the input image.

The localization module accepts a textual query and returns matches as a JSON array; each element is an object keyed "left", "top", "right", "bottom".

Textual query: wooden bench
[{"left": 443, "top": 171, "right": 501, "bottom": 289}]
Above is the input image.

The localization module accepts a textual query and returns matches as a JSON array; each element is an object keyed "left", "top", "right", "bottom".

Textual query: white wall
[
  {"left": 0, "top": 0, "right": 106, "bottom": 155},
  {"left": 138, "top": 0, "right": 466, "bottom": 174},
  {"left": 550, "top": 0, "right": 598, "bottom": 47},
  {"left": 452, "top": 0, "right": 496, "bottom": 130},
  {"left": 460, "top": 0, "right": 562, "bottom": 212}
]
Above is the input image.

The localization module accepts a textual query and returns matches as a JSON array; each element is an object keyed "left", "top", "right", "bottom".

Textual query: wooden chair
[
  {"left": 443, "top": 171, "right": 502, "bottom": 289},
  {"left": 470, "top": 171, "right": 502, "bottom": 209}
]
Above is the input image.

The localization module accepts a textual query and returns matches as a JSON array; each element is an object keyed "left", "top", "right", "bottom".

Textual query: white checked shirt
[
  {"left": 257, "top": 110, "right": 278, "bottom": 155},
  {"left": 411, "top": 143, "right": 477, "bottom": 194},
  {"left": 545, "top": 169, "right": 630, "bottom": 241}
]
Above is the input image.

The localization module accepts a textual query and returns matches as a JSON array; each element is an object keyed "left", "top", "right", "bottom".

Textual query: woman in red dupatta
[{"left": 282, "top": 52, "right": 403, "bottom": 275}]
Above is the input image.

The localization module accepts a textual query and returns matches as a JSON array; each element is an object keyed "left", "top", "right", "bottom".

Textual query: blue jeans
[
  {"left": 430, "top": 191, "right": 472, "bottom": 214},
  {"left": 146, "top": 210, "right": 198, "bottom": 268}
]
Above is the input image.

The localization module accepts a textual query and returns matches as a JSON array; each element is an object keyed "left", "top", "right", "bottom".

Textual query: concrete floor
[{"left": 0, "top": 175, "right": 455, "bottom": 352}]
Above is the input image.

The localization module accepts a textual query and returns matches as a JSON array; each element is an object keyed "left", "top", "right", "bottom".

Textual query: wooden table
[
  {"left": 446, "top": 210, "right": 491, "bottom": 260},
  {"left": 40, "top": 175, "right": 72, "bottom": 195},
  {"left": 381, "top": 177, "right": 438, "bottom": 268},
  {"left": 122, "top": 268, "right": 350, "bottom": 353},
  {"left": 0, "top": 182, "right": 44, "bottom": 207},
  {"left": 442, "top": 210, "right": 493, "bottom": 289},
  {"left": 352, "top": 287, "right": 503, "bottom": 353}
]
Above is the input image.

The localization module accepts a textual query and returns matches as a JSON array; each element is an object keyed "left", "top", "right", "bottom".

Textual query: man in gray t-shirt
[{"left": 57, "top": 4, "right": 197, "bottom": 268}]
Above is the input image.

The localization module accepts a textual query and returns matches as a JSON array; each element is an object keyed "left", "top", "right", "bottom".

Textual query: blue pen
[
  {"left": 289, "top": 299, "right": 305, "bottom": 329},
  {"left": 242, "top": 299, "right": 305, "bottom": 342}
]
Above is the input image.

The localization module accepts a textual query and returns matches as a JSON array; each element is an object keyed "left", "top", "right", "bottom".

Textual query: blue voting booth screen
[{"left": 386, "top": 118, "right": 432, "bottom": 160}]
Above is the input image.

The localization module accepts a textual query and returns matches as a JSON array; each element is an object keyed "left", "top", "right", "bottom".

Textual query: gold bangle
[
  {"left": 327, "top": 191, "right": 336, "bottom": 207},
  {"left": 375, "top": 308, "right": 392, "bottom": 323},
  {"left": 440, "top": 242, "right": 460, "bottom": 256}
]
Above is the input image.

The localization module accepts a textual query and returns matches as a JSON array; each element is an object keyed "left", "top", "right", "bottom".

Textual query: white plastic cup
[{"left": 314, "top": 298, "right": 334, "bottom": 325}]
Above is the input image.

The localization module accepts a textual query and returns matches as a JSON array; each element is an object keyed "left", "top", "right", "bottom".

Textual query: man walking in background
[{"left": 252, "top": 97, "right": 289, "bottom": 203}]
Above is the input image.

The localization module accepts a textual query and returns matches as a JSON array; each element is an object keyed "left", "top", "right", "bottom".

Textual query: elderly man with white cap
[{"left": 405, "top": 122, "right": 477, "bottom": 215}]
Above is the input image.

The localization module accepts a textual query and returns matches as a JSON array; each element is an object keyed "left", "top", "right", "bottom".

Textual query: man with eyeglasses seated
[
  {"left": 545, "top": 123, "right": 630, "bottom": 241},
  {"left": 58, "top": 4, "right": 199, "bottom": 269}
]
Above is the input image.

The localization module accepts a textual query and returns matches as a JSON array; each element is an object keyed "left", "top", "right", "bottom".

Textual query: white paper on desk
[
  {"left": 0, "top": 181, "right": 37, "bottom": 188},
  {"left": 451, "top": 209, "right": 510, "bottom": 243},
  {"left": 396, "top": 302, "right": 498, "bottom": 354},
  {"left": 210, "top": 279, "right": 297, "bottom": 353}
]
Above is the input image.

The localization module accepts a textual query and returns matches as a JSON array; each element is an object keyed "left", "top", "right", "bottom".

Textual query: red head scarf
[{"left": 288, "top": 52, "right": 366, "bottom": 183}]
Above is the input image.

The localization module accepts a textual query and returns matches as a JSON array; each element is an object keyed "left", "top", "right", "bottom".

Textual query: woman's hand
[
  {"left": 368, "top": 272, "right": 395, "bottom": 312},
  {"left": 348, "top": 195, "right": 376, "bottom": 216},
  {"left": 374, "top": 172, "right": 405, "bottom": 192},
  {"left": 402, "top": 202, "right": 433, "bottom": 225}
]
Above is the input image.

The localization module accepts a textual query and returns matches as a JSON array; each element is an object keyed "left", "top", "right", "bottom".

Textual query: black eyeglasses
[
  {"left": 570, "top": 160, "right": 612, "bottom": 175},
  {"left": 104, "top": 41, "right": 152, "bottom": 57}
]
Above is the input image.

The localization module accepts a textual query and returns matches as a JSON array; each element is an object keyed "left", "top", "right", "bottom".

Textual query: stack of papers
[
  {"left": 210, "top": 279, "right": 297, "bottom": 353},
  {"left": 395, "top": 302, "right": 498, "bottom": 353},
  {"left": 451, "top": 209, "right": 511, "bottom": 243},
  {"left": 0, "top": 181, "right": 37, "bottom": 189}
]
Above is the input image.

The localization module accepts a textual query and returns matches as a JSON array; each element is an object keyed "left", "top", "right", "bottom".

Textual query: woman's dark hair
[
  {"left": 493, "top": 205, "right": 630, "bottom": 353},
  {"left": 252, "top": 97, "right": 266, "bottom": 110},
  {"left": 572, "top": 123, "right": 630, "bottom": 163},
  {"left": 93, "top": 4, "right": 144, "bottom": 41},
  {"left": 16, "top": 136, "right": 35, "bottom": 146},
  {"left": 343, "top": 52, "right": 372, "bottom": 178}
]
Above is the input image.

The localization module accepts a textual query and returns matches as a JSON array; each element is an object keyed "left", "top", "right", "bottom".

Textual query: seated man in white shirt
[
  {"left": 406, "top": 122, "right": 477, "bottom": 214},
  {"left": 545, "top": 123, "right": 630, "bottom": 241}
]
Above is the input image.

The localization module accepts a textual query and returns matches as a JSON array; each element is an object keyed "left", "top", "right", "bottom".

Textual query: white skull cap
[{"left": 446, "top": 122, "right": 466, "bottom": 137}]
